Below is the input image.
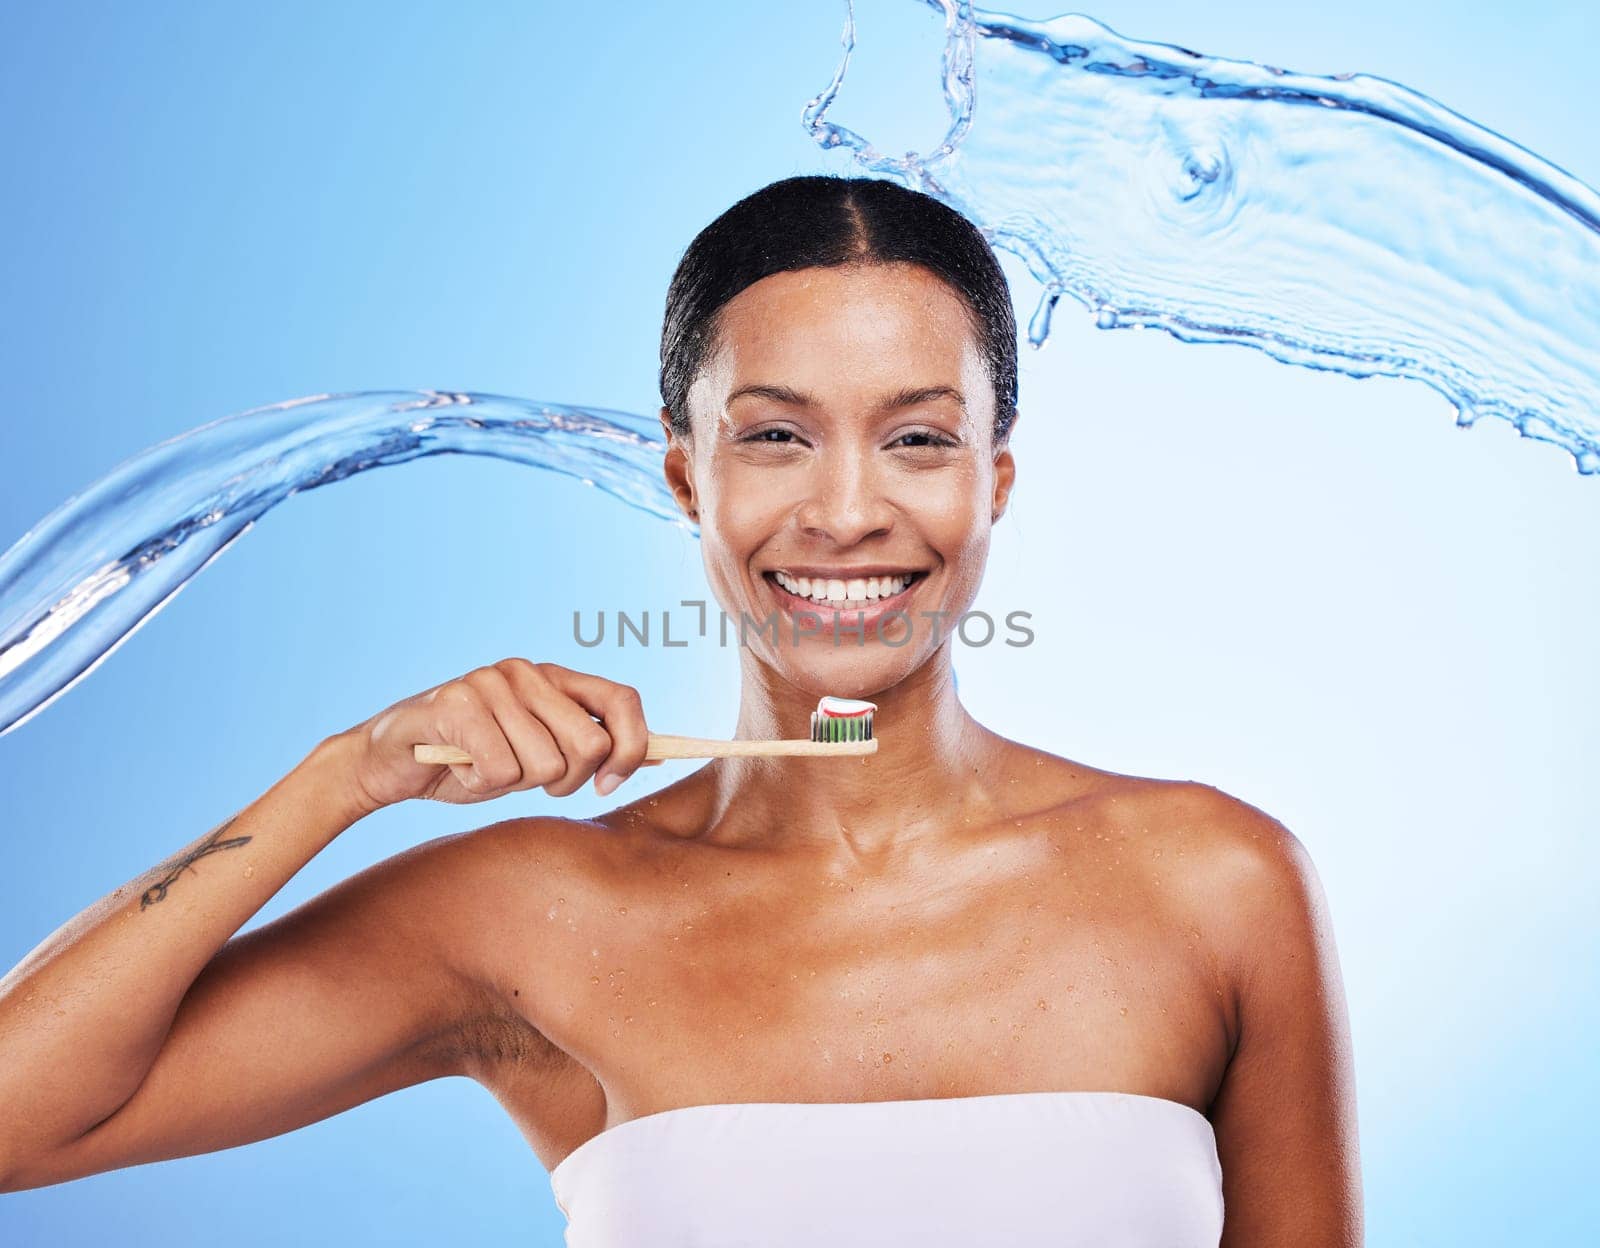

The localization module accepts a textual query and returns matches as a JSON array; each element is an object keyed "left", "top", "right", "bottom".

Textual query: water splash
[
  {"left": 4, "top": 1, "right": 1599, "bottom": 736},
  {"left": 0, "top": 393, "right": 679, "bottom": 734},
  {"left": 805, "top": 0, "right": 1600, "bottom": 473}
]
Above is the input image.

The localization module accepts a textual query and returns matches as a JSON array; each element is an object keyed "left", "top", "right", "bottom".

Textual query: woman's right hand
[{"left": 338, "top": 658, "right": 653, "bottom": 813}]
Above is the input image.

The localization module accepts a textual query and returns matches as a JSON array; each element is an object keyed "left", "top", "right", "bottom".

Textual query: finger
[
  {"left": 426, "top": 681, "right": 520, "bottom": 799},
  {"left": 465, "top": 666, "right": 568, "bottom": 794},
  {"left": 494, "top": 661, "right": 615, "bottom": 797},
  {"left": 534, "top": 665, "right": 651, "bottom": 794}
]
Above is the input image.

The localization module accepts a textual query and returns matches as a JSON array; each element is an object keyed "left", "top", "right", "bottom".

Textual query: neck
[{"left": 699, "top": 646, "right": 1000, "bottom": 863}]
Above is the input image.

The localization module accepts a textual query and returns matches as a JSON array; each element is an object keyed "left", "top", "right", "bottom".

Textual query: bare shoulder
[
  {"left": 1136, "top": 780, "right": 1331, "bottom": 953},
  {"left": 1086, "top": 776, "right": 1335, "bottom": 1025},
  {"left": 1139, "top": 779, "right": 1318, "bottom": 885},
  {"left": 1152, "top": 784, "right": 1363, "bottom": 1242},
  {"left": 415, "top": 808, "right": 643, "bottom": 956},
  {"left": 1003, "top": 759, "right": 1362, "bottom": 1237},
  {"left": 992, "top": 735, "right": 1313, "bottom": 888},
  {"left": 428, "top": 810, "right": 637, "bottom": 886},
  {"left": 999, "top": 739, "right": 1326, "bottom": 920}
]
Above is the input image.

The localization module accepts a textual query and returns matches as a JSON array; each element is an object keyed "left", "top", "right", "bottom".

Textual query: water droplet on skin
[
  {"left": 1037, "top": 999, "right": 1050, "bottom": 1011},
  {"left": 590, "top": 975, "right": 600, "bottom": 985},
  {"left": 624, "top": 1015, "right": 633, "bottom": 1023},
  {"left": 1120, "top": 1006, "right": 1129, "bottom": 1016},
  {"left": 881, "top": 1052, "right": 894, "bottom": 1064},
  {"left": 617, "top": 906, "right": 628, "bottom": 915}
]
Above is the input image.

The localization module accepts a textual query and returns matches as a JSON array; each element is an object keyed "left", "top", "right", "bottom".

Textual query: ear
[
  {"left": 660, "top": 406, "right": 700, "bottom": 523},
  {"left": 991, "top": 412, "right": 1019, "bottom": 523}
]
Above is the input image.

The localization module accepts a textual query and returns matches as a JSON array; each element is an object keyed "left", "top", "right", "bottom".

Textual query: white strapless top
[{"left": 549, "top": 1090, "right": 1223, "bottom": 1246}]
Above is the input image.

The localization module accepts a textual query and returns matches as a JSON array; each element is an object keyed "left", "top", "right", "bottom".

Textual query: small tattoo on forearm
[{"left": 140, "top": 818, "right": 254, "bottom": 909}]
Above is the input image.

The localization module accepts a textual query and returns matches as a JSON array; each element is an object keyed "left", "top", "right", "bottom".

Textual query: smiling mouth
[{"left": 763, "top": 569, "right": 928, "bottom": 612}]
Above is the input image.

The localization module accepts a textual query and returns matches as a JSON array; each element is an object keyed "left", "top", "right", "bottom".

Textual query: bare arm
[
  {"left": 0, "top": 657, "right": 653, "bottom": 1192},
  {"left": 1204, "top": 791, "right": 1364, "bottom": 1247},
  {"left": 0, "top": 732, "right": 488, "bottom": 1191}
]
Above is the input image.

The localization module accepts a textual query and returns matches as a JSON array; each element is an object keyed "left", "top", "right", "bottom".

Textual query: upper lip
[{"left": 766, "top": 566, "right": 926, "bottom": 580}]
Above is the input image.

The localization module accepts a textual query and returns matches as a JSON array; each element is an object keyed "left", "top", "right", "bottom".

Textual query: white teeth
[{"left": 772, "top": 571, "right": 917, "bottom": 604}]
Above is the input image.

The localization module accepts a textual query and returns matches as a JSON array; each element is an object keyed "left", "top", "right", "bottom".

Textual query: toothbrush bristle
[{"left": 810, "top": 696, "right": 877, "bottom": 743}]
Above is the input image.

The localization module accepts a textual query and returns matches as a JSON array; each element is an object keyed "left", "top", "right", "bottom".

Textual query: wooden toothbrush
[{"left": 412, "top": 695, "right": 878, "bottom": 764}]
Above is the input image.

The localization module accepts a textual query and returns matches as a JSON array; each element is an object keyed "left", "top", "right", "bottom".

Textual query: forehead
[{"left": 697, "top": 263, "right": 990, "bottom": 401}]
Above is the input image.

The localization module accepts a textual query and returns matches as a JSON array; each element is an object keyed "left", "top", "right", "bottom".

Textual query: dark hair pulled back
[{"left": 660, "top": 175, "right": 1018, "bottom": 442}]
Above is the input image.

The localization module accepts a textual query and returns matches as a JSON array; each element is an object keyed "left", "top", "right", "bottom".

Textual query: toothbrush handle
[
  {"left": 642, "top": 734, "right": 876, "bottom": 760},
  {"left": 412, "top": 733, "right": 876, "bottom": 766}
]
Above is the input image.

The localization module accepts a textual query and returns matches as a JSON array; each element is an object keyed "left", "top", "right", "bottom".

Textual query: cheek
[
  {"left": 921, "top": 466, "right": 993, "bottom": 583},
  {"left": 695, "top": 470, "right": 783, "bottom": 602},
  {"left": 701, "top": 472, "right": 785, "bottom": 561},
  {"left": 914, "top": 461, "right": 990, "bottom": 532},
  {"left": 696, "top": 530, "right": 749, "bottom": 625}
]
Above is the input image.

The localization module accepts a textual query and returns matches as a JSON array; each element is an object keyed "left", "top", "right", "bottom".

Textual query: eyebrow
[{"left": 726, "top": 383, "right": 967, "bottom": 414}]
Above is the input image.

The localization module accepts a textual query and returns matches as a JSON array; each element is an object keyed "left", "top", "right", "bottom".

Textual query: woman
[{"left": 0, "top": 176, "right": 1362, "bottom": 1245}]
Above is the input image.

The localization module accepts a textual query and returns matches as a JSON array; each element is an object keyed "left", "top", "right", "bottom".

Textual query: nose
[{"left": 795, "top": 444, "right": 894, "bottom": 545}]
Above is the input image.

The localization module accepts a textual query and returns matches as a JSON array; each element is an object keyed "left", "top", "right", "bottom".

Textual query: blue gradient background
[{"left": 1, "top": 2, "right": 1595, "bottom": 1244}]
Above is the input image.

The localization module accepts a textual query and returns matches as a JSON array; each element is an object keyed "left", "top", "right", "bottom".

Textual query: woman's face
[{"left": 662, "top": 260, "right": 1016, "bottom": 701}]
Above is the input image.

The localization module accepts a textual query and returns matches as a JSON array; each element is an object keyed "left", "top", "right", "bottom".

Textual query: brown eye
[
  {"left": 746, "top": 429, "right": 796, "bottom": 443},
  {"left": 893, "top": 430, "right": 957, "bottom": 449}
]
